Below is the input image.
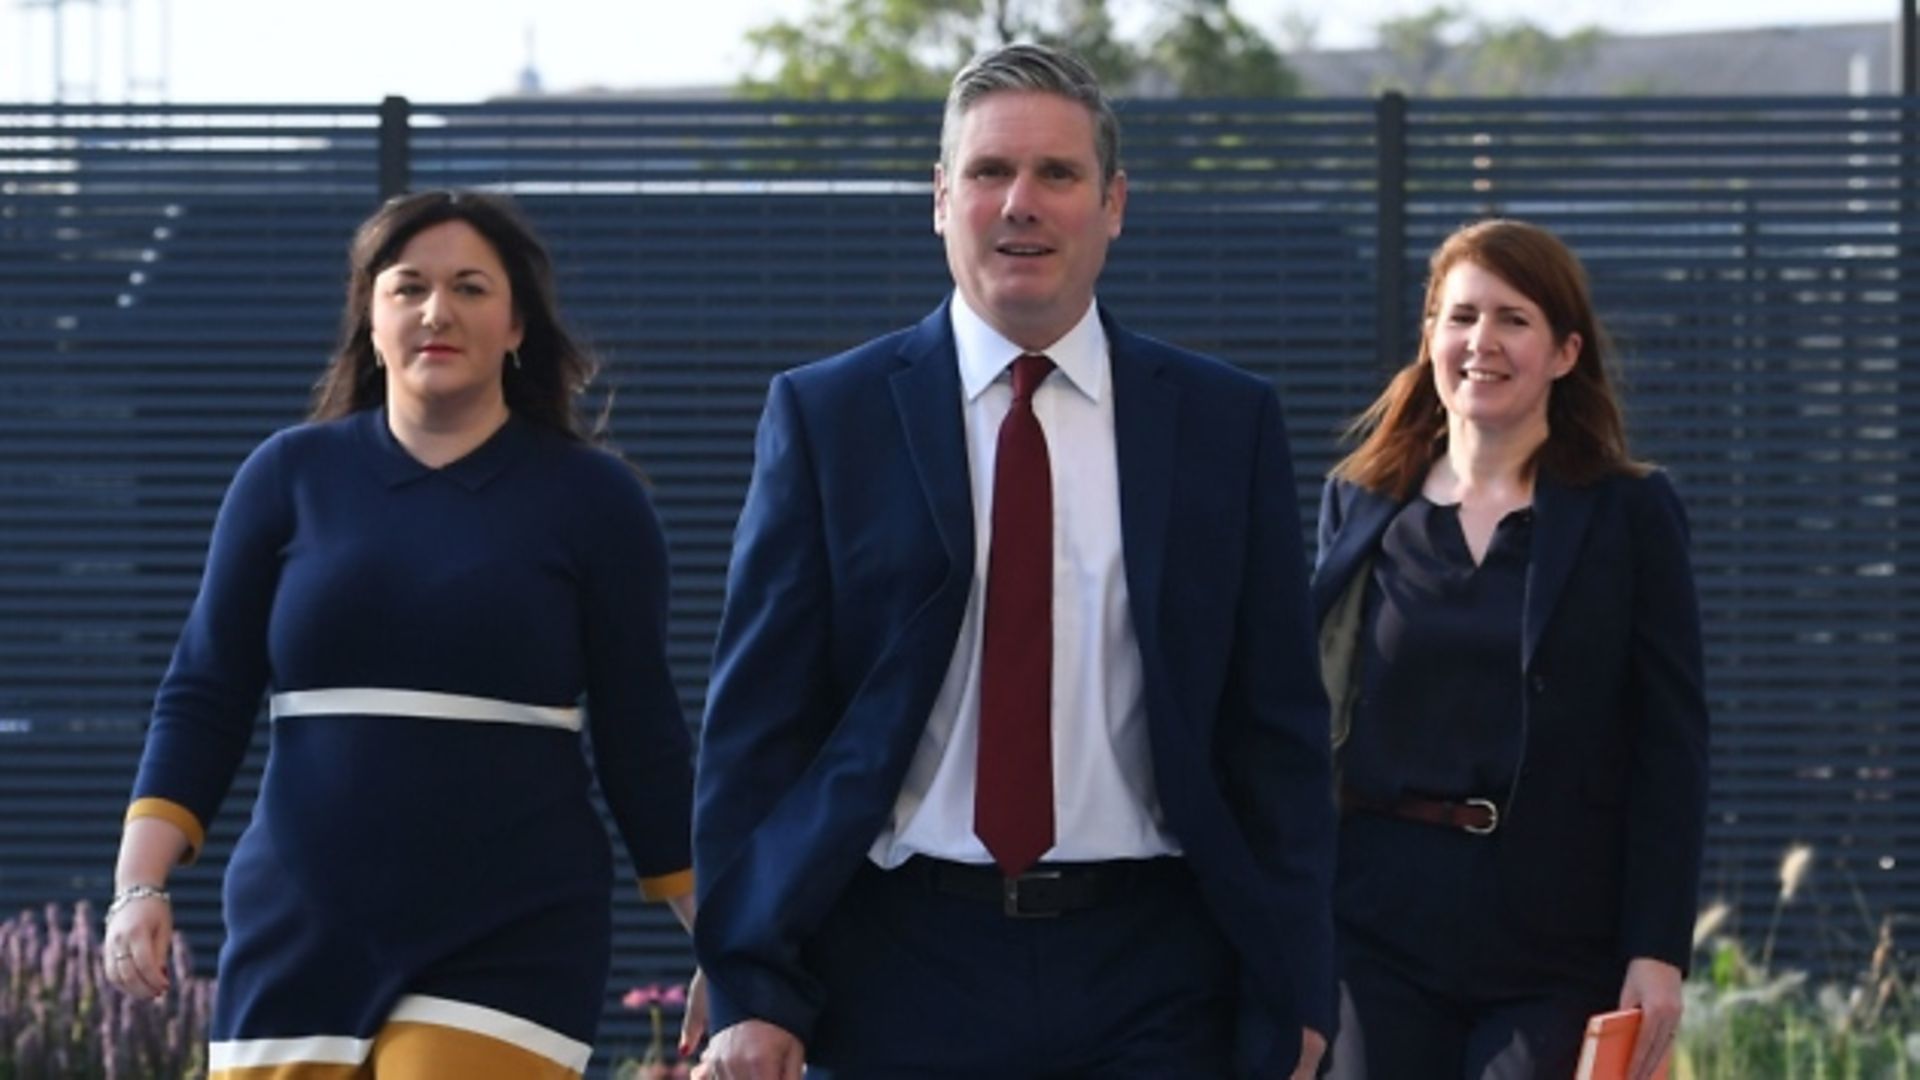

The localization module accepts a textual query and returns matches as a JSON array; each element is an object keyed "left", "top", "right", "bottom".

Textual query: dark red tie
[{"left": 975, "top": 353, "right": 1056, "bottom": 878}]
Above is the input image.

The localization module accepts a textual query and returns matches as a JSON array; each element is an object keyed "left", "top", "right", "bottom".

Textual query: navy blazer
[
  {"left": 1311, "top": 469, "right": 1710, "bottom": 967},
  {"left": 694, "top": 301, "right": 1337, "bottom": 1077}
]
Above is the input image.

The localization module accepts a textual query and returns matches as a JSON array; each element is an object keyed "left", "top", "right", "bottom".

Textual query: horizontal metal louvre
[{"left": 3, "top": 96, "right": 1915, "bottom": 1070}]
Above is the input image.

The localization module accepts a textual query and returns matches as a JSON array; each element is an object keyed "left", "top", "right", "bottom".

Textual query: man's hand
[
  {"left": 1619, "top": 956, "right": 1683, "bottom": 1080},
  {"left": 1291, "top": 1026, "right": 1328, "bottom": 1080},
  {"left": 678, "top": 967, "right": 710, "bottom": 1059},
  {"left": 691, "top": 1019, "right": 804, "bottom": 1080}
]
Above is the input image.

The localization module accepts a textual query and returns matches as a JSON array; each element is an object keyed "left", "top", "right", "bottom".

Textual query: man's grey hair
[{"left": 939, "top": 43, "right": 1121, "bottom": 193}]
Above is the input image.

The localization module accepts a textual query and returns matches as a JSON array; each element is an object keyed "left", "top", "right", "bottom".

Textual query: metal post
[
  {"left": 1904, "top": 0, "right": 1917, "bottom": 94},
  {"left": 1375, "top": 91, "right": 1408, "bottom": 372},
  {"left": 378, "top": 95, "right": 410, "bottom": 200}
]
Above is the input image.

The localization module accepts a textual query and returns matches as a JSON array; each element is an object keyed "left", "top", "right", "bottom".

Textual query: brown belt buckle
[
  {"left": 1464, "top": 797, "right": 1500, "bottom": 835},
  {"left": 1002, "top": 870, "right": 1064, "bottom": 918}
]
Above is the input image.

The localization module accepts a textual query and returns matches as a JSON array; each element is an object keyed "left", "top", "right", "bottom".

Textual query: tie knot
[{"left": 1011, "top": 353, "right": 1054, "bottom": 402}]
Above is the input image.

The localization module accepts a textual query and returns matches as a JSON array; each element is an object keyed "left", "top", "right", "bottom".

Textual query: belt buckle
[
  {"left": 1002, "top": 870, "right": 1063, "bottom": 918},
  {"left": 1464, "top": 797, "right": 1499, "bottom": 835}
]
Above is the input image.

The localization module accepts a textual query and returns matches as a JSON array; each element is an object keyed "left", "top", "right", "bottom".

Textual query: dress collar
[{"left": 356, "top": 407, "right": 528, "bottom": 491}]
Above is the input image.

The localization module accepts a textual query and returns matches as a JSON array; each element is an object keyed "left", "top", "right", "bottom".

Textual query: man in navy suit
[{"left": 692, "top": 43, "right": 1335, "bottom": 1080}]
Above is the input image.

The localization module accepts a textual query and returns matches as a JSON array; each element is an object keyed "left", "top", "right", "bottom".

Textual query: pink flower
[{"left": 622, "top": 982, "right": 686, "bottom": 1012}]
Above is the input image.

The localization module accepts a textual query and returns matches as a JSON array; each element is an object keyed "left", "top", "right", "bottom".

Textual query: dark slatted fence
[{"left": 2, "top": 95, "right": 1914, "bottom": 1071}]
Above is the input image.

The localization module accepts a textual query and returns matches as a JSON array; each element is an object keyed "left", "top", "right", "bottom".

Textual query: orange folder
[{"left": 1573, "top": 1008, "right": 1670, "bottom": 1080}]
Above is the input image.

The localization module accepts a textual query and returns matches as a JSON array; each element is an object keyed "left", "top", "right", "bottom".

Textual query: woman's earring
[
  {"left": 373, "top": 349, "right": 386, "bottom": 369},
  {"left": 509, "top": 349, "right": 523, "bottom": 371}
]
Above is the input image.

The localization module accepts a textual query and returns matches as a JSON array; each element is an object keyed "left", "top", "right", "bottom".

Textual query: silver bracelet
[{"left": 105, "top": 884, "right": 170, "bottom": 921}]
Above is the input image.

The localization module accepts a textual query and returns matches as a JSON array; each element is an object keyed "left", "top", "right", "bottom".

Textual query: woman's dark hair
[
  {"left": 1333, "top": 217, "right": 1642, "bottom": 495},
  {"left": 310, "top": 189, "right": 597, "bottom": 440}
]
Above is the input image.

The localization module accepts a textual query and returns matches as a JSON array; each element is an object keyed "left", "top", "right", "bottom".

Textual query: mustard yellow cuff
[
  {"left": 125, "top": 798, "right": 206, "bottom": 866},
  {"left": 638, "top": 868, "right": 695, "bottom": 901}
]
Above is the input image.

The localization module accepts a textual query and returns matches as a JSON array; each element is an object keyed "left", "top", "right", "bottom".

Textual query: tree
[
  {"left": 737, "top": 0, "right": 1298, "bottom": 100},
  {"left": 738, "top": 0, "right": 972, "bottom": 100},
  {"left": 737, "top": 0, "right": 1136, "bottom": 100},
  {"left": 1375, "top": 6, "right": 1467, "bottom": 96},
  {"left": 1471, "top": 22, "right": 1604, "bottom": 96},
  {"left": 1148, "top": 0, "right": 1300, "bottom": 97},
  {"left": 1372, "top": 5, "right": 1606, "bottom": 97},
  {"left": 1035, "top": 0, "right": 1140, "bottom": 92}
]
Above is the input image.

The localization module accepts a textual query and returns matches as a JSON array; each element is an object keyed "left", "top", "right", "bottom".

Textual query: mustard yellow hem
[
  {"left": 371, "top": 1021, "right": 580, "bottom": 1079},
  {"left": 125, "top": 797, "right": 206, "bottom": 865},
  {"left": 638, "top": 867, "right": 694, "bottom": 901}
]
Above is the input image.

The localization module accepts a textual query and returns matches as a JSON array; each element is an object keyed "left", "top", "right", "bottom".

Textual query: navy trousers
[
  {"left": 802, "top": 858, "right": 1237, "bottom": 1079},
  {"left": 1321, "top": 815, "right": 1618, "bottom": 1080}
]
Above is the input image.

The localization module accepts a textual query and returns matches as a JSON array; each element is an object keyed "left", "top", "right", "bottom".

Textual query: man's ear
[{"left": 932, "top": 163, "right": 949, "bottom": 236}]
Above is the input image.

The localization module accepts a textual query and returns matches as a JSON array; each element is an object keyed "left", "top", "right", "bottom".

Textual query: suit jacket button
[{"left": 1529, "top": 674, "right": 1547, "bottom": 694}]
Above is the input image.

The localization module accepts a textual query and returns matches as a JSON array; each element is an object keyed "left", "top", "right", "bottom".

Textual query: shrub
[
  {"left": 0, "top": 901, "right": 213, "bottom": 1080},
  {"left": 1679, "top": 846, "right": 1920, "bottom": 1079}
]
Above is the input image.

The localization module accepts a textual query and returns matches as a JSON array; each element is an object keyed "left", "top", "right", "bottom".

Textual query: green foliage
[
  {"left": 1680, "top": 903, "right": 1920, "bottom": 1078},
  {"left": 1677, "top": 948, "right": 1919, "bottom": 1076},
  {"left": 736, "top": 0, "right": 1297, "bottom": 100},
  {"left": 1374, "top": 6, "right": 1465, "bottom": 95},
  {"left": 1035, "top": 0, "right": 1140, "bottom": 92},
  {"left": 1471, "top": 22, "right": 1603, "bottom": 96},
  {"left": 738, "top": 0, "right": 984, "bottom": 100},
  {"left": 1371, "top": 6, "right": 1607, "bottom": 97},
  {"left": 1148, "top": 0, "right": 1299, "bottom": 97}
]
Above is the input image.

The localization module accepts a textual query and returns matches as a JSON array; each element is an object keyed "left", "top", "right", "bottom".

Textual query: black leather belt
[
  {"left": 899, "top": 856, "right": 1179, "bottom": 918},
  {"left": 1342, "top": 786, "right": 1501, "bottom": 835}
]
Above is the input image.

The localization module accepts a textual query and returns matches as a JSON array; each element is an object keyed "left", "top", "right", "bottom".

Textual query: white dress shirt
[{"left": 869, "top": 294, "right": 1181, "bottom": 868}]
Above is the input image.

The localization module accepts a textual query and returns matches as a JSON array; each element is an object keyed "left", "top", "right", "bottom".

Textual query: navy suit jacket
[
  {"left": 694, "top": 301, "right": 1336, "bottom": 1076},
  {"left": 1311, "top": 469, "right": 1709, "bottom": 967}
]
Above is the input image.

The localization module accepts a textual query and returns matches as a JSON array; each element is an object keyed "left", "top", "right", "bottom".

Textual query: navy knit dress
[{"left": 127, "top": 409, "right": 694, "bottom": 1076}]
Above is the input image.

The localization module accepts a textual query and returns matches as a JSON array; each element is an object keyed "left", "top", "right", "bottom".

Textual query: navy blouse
[{"left": 1343, "top": 495, "right": 1534, "bottom": 802}]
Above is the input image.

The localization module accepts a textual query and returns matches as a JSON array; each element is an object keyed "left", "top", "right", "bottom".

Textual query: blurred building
[{"left": 1291, "top": 21, "right": 1897, "bottom": 97}]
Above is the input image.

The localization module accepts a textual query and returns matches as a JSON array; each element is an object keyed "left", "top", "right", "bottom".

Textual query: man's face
[{"left": 934, "top": 90, "right": 1126, "bottom": 351}]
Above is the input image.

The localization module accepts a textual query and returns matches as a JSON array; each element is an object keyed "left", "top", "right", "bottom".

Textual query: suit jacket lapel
[
  {"left": 1522, "top": 472, "right": 1597, "bottom": 672},
  {"left": 1310, "top": 485, "right": 1399, "bottom": 623},
  {"left": 890, "top": 304, "right": 975, "bottom": 580},
  {"left": 1108, "top": 318, "right": 1177, "bottom": 645}
]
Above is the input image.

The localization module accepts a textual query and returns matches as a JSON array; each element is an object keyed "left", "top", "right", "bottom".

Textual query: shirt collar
[
  {"left": 950, "top": 291, "right": 1108, "bottom": 405},
  {"left": 357, "top": 407, "right": 528, "bottom": 491}
]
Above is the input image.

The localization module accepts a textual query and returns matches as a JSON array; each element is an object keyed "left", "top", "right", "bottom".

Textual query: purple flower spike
[{"left": 1, "top": 901, "right": 217, "bottom": 1079}]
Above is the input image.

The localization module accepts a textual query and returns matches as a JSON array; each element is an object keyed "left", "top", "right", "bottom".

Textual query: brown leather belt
[{"left": 1341, "top": 786, "right": 1500, "bottom": 835}]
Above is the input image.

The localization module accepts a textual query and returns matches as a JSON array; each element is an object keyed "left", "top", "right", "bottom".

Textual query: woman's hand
[
  {"left": 102, "top": 889, "right": 174, "bottom": 1000},
  {"left": 1618, "top": 956, "right": 1683, "bottom": 1080},
  {"left": 104, "top": 816, "right": 191, "bottom": 1000}
]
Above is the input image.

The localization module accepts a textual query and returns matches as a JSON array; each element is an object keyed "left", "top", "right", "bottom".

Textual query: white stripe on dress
[
  {"left": 269, "top": 688, "right": 582, "bottom": 732},
  {"left": 207, "top": 997, "right": 591, "bottom": 1072},
  {"left": 387, "top": 994, "right": 594, "bottom": 1071},
  {"left": 209, "top": 1034, "right": 371, "bottom": 1069}
]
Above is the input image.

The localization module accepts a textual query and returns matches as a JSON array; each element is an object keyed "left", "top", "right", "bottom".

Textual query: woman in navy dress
[
  {"left": 1315, "top": 219, "right": 1708, "bottom": 1080},
  {"left": 101, "top": 190, "right": 702, "bottom": 1078}
]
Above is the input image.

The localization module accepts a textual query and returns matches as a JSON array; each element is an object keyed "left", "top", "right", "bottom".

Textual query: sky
[{"left": 2, "top": 0, "right": 1908, "bottom": 104}]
